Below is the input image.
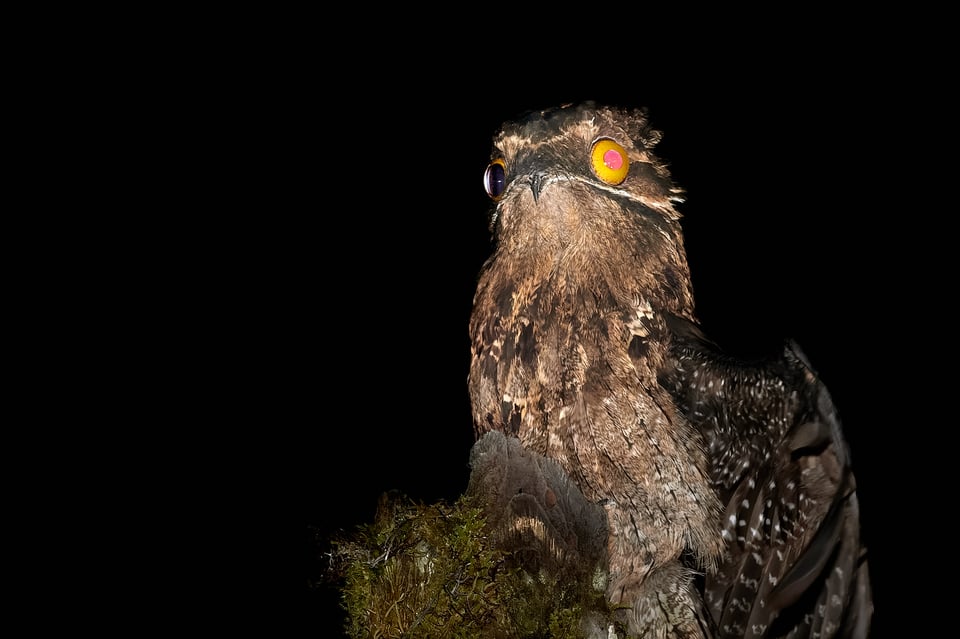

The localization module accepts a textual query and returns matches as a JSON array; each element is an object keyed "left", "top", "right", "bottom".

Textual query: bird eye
[
  {"left": 483, "top": 159, "right": 507, "bottom": 200},
  {"left": 590, "top": 138, "right": 630, "bottom": 185}
]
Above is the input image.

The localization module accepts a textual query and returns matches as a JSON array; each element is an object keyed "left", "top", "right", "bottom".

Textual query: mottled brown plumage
[{"left": 468, "top": 103, "right": 872, "bottom": 637}]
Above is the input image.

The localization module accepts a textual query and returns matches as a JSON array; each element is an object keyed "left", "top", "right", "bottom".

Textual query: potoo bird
[{"left": 468, "top": 103, "right": 872, "bottom": 638}]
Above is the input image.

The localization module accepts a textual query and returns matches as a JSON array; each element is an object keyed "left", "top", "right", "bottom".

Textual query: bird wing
[{"left": 659, "top": 314, "right": 873, "bottom": 638}]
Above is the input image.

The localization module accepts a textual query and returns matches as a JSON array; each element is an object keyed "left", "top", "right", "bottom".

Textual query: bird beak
[{"left": 528, "top": 173, "right": 546, "bottom": 203}]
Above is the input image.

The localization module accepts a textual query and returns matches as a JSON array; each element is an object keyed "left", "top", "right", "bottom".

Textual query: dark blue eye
[{"left": 483, "top": 159, "right": 506, "bottom": 200}]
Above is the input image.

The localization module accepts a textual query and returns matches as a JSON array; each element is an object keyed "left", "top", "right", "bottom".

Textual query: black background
[{"left": 304, "top": 31, "right": 940, "bottom": 636}]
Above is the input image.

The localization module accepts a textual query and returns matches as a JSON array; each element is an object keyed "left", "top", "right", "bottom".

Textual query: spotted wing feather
[{"left": 659, "top": 315, "right": 872, "bottom": 638}]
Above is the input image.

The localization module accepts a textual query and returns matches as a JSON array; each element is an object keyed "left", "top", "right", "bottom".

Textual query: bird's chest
[{"left": 469, "top": 278, "right": 672, "bottom": 475}]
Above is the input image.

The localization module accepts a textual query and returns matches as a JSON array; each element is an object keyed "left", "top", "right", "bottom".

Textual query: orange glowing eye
[{"left": 590, "top": 138, "right": 630, "bottom": 185}]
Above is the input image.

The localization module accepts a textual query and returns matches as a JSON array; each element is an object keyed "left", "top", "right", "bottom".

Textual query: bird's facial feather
[{"left": 483, "top": 103, "right": 684, "bottom": 250}]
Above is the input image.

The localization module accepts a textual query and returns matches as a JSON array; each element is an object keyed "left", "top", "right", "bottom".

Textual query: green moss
[{"left": 328, "top": 492, "right": 622, "bottom": 638}]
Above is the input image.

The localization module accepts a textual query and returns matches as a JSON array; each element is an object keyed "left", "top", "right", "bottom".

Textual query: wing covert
[{"left": 659, "top": 315, "right": 873, "bottom": 638}]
